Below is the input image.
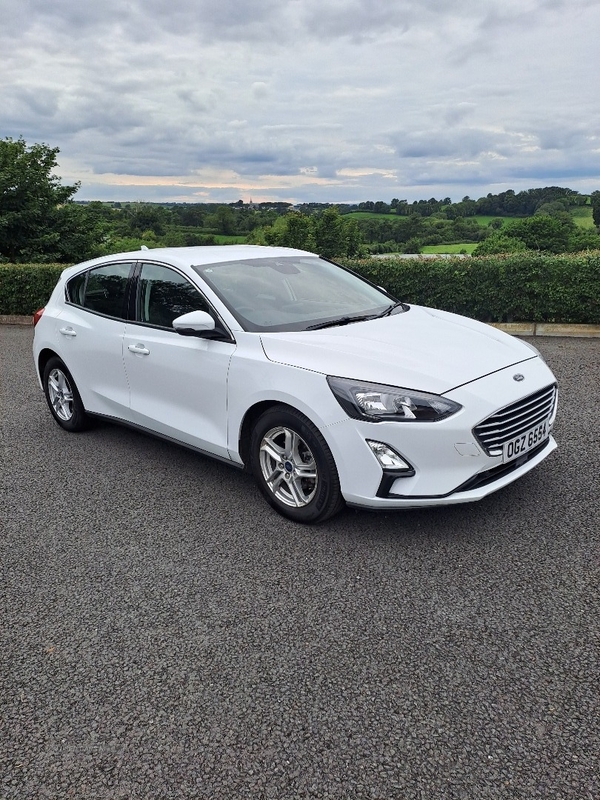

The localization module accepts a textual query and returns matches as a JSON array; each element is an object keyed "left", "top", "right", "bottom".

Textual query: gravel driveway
[{"left": 1, "top": 325, "right": 598, "bottom": 799}]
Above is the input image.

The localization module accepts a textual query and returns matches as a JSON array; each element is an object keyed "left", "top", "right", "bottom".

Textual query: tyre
[
  {"left": 250, "top": 405, "right": 345, "bottom": 523},
  {"left": 42, "top": 357, "right": 91, "bottom": 432}
]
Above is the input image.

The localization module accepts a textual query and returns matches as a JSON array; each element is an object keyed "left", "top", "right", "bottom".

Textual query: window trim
[{"left": 63, "top": 258, "right": 235, "bottom": 341}]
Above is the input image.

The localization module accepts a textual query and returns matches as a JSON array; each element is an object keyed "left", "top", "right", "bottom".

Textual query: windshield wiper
[
  {"left": 376, "top": 301, "right": 407, "bottom": 318},
  {"left": 306, "top": 314, "right": 377, "bottom": 331}
]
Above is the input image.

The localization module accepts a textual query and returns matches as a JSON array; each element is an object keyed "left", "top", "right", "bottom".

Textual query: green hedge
[
  {"left": 1, "top": 252, "right": 599, "bottom": 323},
  {"left": 0, "top": 264, "right": 64, "bottom": 316},
  {"left": 342, "top": 251, "right": 600, "bottom": 324}
]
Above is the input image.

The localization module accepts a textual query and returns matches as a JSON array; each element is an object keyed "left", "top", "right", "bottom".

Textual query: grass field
[
  {"left": 421, "top": 243, "right": 477, "bottom": 254},
  {"left": 570, "top": 207, "right": 595, "bottom": 228},
  {"left": 344, "top": 211, "right": 398, "bottom": 220},
  {"left": 345, "top": 211, "right": 519, "bottom": 226}
]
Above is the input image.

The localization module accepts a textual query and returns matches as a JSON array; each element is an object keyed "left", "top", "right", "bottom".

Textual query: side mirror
[{"left": 172, "top": 310, "right": 216, "bottom": 336}]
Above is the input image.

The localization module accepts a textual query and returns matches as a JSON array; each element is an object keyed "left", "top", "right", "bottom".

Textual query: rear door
[{"left": 58, "top": 261, "right": 134, "bottom": 419}]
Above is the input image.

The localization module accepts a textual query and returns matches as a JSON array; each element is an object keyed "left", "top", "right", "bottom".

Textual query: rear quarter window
[{"left": 66, "top": 271, "right": 87, "bottom": 305}]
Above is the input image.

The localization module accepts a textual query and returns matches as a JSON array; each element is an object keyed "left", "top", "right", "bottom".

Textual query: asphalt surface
[{"left": 1, "top": 325, "right": 598, "bottom": 799}]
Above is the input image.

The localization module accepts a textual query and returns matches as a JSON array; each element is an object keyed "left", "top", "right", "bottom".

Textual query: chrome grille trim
[{"left": 474, "top": 384, "right": 557, "bottom": 457}]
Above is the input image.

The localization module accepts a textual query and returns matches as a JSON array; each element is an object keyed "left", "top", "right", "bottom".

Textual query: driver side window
[{"left": 138, "top": 263, "right": 209, "bottom": 328}]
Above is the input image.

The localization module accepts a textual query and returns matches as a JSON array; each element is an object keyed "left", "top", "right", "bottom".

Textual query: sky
[{"left": 2, "top": 0, "right": 600, "bottom": 204}]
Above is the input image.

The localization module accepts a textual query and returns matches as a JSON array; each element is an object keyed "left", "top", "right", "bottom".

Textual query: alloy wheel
[
  {"left": 258, "top": 425, "right": 318, "bottom": 508},
  {"left": 47, "top": 368, "right": 74, "bottom": 422}
]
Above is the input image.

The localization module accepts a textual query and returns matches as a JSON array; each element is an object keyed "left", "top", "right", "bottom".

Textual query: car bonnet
[{"left": 259, "top": 305, "right": 536, "bottom": 394}]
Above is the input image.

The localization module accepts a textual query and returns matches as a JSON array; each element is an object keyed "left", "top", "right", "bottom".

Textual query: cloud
[
  {"left": 251, "top": 82, "right": 269, "bottom": 99},
  {"left": 444, "top": 103, "right": 477, "bottom": 127},
  {"left": 1, "top": 0, "right": 600, "bottom": 202},
  {"left": 390, "top": 128, "right": 506, "bottom": 160}
]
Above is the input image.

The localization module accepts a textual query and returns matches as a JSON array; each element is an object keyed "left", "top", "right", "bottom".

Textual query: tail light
[{"left": 33, "top": 307, "right": 45, "bottom": 327}]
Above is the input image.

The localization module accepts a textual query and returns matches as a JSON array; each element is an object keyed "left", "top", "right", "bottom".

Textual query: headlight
[{"left": 327, "top": 376, "right": 462, "bottom": 422}]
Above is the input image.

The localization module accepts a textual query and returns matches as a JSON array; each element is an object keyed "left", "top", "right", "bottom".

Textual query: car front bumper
[{"left": 324, "top": 357, "right": 558, "bottom": 510}]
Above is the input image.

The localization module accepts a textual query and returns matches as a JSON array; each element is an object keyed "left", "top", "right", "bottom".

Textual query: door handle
[
  {"left": 128, "top": 344, "right": 150, "bottom": 355},
  {"left": 59, "top": 327, "right": 77, "bottom": 337}
]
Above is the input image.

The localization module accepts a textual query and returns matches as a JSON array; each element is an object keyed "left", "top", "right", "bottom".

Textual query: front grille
[{"left": 474, "top": 384, "right": 557, "bottom": 457}]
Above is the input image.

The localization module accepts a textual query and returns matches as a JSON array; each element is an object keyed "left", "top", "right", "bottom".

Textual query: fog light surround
[{"left": 366, "top": 440, "right": 413, "bottom": 472}]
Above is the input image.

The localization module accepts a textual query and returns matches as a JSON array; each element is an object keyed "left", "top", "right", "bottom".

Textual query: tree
[
  {"left": 591, "top": 191, "right": 600, "bottom": 228},
  {"left": 279, "top": 212, "right": 315, "bottom": 251},
  {"left": 505, "top": 215, "right": 571, "bottom": 252},
  {"left": 403, "top": 237, "right": 422, "bottom": 254},
  {"left": 173, "top": 204, "right": 205, "bottom": 227},
  {"left": 314, "top": 207, "right": 362, "bottom": 258},
  {"left": 126, "top": 203, "right": 170, "bottom": 236},
  {"left": 51, "top": 203, "right": 112, "bottom": 262},
  {"left": 535, "top": 200, "right": 570, "bottom": 217},
  {"left": 260, "top": 208, "right": 361, "bottom": 257},
  {"left": 214, "top": 205, "right": 236, "bottom": 235},
  {"left": 373, "top": 201, "right": 390, "bottom": 214},
  {"left": 0, "top": 137, "right": 82, "bottom": 261},
  {"left": 472, "top": 233, "right": 527, "bottom": 256},
  {"left": 566, "top": 226, "right": 600, "bottom": 252}
]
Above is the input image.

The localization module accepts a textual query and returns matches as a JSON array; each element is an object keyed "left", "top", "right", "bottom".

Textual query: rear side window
[{"left": 66, "top": 263, "right": 133, "bottom": 319}]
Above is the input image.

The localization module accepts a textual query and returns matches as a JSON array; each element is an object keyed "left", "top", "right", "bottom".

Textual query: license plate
[{"left": 503, "top": 419, "right": 549, "bottom": 463}]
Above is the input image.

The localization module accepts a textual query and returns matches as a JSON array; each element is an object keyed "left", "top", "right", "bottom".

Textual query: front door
[{"left": 123, "top": 262, "right": 235, "bottom": 459}]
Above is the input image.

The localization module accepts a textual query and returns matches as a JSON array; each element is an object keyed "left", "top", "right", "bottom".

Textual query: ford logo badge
[{"left": 513, "top": 374, "right": 525, "bottom": 382}]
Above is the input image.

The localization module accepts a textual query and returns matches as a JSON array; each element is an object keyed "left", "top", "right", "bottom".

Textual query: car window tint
[
  {"left": 83, "top": 263, "right": 132, "bottom": 318},
  {"left": 138, "top": 263, "right": 209, "bottom": 328},
  {"left": 66, "top": 271, "right": 87, "bottom": 305}
]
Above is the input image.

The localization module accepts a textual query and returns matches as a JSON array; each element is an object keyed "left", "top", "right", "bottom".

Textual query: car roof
[{"left": 60, "top": 245, "right": 316, "bottom": 280}]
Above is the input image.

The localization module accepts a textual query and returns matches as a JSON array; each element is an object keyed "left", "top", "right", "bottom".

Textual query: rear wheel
[
  {"left": 42, "top": 357, "right": 91, "bottom": 432},
  {"left": 250, "top": 406, "right": 345, "bottom": 523}
]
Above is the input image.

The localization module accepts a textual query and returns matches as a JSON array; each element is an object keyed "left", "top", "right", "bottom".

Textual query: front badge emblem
[{"left": 513, "top": 374, "right": 525, "bottom": 382}]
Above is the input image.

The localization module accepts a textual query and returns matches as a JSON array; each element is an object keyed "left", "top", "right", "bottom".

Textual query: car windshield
[{"left": 193, "top": 256, "right": 397, "bottom": 332}]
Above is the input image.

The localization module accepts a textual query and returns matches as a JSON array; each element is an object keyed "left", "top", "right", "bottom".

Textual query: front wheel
[
  {"left": 250, "top": 406, "right": 345, "bottom": 523},
  {"left": 42, "top": 357, "right": 91, "bottom": 432}
]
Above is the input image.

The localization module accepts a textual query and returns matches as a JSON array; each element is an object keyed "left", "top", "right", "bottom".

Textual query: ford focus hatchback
[{"left": 33, "top": 245, "right": 558, "bottom": 522}]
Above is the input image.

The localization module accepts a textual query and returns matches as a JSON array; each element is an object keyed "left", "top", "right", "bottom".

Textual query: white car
[{"left": 33, "top": 245, "right": 558, "bottom": 523}]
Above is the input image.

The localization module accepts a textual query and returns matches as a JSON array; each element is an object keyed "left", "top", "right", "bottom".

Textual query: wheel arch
[
  {"left": 238, "top": 400, "right": 311, "bottom": 471},
  {"left": 37, "top": 348, "right": 60, "bottom": 382},
  {"left": 242, "top": 400, "right": 345, "bottom": 522}
]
